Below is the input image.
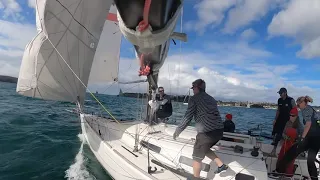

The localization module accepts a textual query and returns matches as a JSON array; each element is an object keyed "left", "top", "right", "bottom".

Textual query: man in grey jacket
[{"left": 173, "top": 79, "right": 228, "bottom": 179}]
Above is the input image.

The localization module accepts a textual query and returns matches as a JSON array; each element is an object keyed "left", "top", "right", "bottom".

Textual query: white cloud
[
  {"left": 185, "top": 0, "right": 237, "bottom": 34},
  {"left": 268, "top": 0, "right": 320, "bottom": 59},
  {"left": 240, "top": 28, "right": 257, "bottom": 41},
  {"left": 222, "top": 0, "right": 269, "bottom": 34},
  {"left": 187, "top": 0, "right": 289, "bottom": 34},
  {"left": 0, "top": 0, "right": 22, "bottom": 20},
  {"left": 0, "top": 19, "right": 36, "bottom": 78},
  {"left": 28, "top": 0, "right": 36, "bottom": 9},
  {"left": 207, "top": 41, "right": 272, "bottom": 59},
  {"left": 0, "top": 20, "right": 36, "bottom": 49}
]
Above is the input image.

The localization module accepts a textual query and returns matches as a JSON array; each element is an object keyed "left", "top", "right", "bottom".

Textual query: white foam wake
[{"left": 65, "top": 133, "right": 94, "bottom": 180}]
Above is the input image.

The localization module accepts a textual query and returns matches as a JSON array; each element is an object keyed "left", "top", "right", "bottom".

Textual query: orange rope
[{"left": 137, "top": 0, "right": 152, "bottom": 76}]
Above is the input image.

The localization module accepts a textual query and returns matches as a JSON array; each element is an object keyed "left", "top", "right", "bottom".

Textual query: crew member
[
  {"left": 272, "top": 88, "right": 296, "bottom": 151},
  {"left": 156, "top": 87, "right": 172, "bottom": 122},
  {"left": 173, "top": 79, "right": 228, "bottom": 178},
  {"left": 222, "top": 113, "right": 235, "bottom": 142},
  {"left": 274, "top": 96, "right": 320, "bottom": 180}
]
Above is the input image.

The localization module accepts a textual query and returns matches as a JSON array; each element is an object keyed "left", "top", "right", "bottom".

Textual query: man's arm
[
  {"left": 231, "top": 122, "right": 235, "bottom": 133},
  {"left": 273, "top": 99, "right": 280, "bottom": 126},
  {"left": 291, "top": 98, "right": 296, "bottom": 108},
  {"left": 301, "top": 108, "right": 313, "bottom": 138},
  {"left": 174, "top": 97, "right": 196, "bottom": 136}
]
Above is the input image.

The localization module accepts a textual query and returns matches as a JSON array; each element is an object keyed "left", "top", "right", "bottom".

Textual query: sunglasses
[
  {"left": 297, "top": 103, "right": 303, "bottom": 108},
  {"left": 158, "top": 90, "right": 163, "bottom": 92},
  {"left": 290, "top": 115, "right": 297, "bottom": 117}
]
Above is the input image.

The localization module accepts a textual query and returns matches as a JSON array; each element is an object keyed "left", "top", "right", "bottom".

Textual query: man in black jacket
[
  {"left": 156, "top": 87, "right": 173, "bottom": 122},
  {"left": 222, "top": 113, "right": 235, "bottom": 142},
  {"left": 271, "top": 87, "right": 296, "bottom": 152}
]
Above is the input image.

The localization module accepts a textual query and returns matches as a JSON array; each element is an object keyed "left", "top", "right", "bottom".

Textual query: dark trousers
[
  {"left": 276, "top": 136, "right": 320, "bottom": 180},
  {"left": 272, "top": 132, "right": 283, "bottom": 147},
  {"left": 272, "top": 120, "right": 287, "bottom": 147}
]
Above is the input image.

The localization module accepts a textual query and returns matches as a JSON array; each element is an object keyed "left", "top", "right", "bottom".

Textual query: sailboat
[
  {"left": 16, "top": 0, "right": 318, "bottom": 179},
  {"left": 182, "top": 89, "right": 191, "bottom": 105}
]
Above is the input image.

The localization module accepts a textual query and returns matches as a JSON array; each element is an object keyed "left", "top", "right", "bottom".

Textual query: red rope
[
  {"left": 138, "top": 0, "right": 152, "bottom": 32},
  {"left": 137, "top": 0, "right": 152, "bottom": 76}
]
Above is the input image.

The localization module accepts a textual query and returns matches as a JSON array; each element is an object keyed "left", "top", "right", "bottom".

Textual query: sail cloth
[
  {"left": 16, "top": 0, "right": 113, "bottom": 104},
  {"left": 88, "top": 4, "right": 122, "bottom": 84}
]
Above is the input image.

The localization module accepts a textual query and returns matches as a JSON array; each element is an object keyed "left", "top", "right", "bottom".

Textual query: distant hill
[{"left": 0, "top": 75, "right": 18, "bottom": 83}]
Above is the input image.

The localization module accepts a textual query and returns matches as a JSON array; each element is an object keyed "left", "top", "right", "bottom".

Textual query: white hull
[
  {"left": 80, "top": 113, "right": 318, "bottom": 180},
  {"left": 81, "top": 114, "right": 270, "bottom": 179}
]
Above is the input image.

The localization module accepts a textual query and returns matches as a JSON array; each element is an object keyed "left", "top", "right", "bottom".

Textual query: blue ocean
[{"left": 0, "top": 82, "right": 276, "bottom": 180}]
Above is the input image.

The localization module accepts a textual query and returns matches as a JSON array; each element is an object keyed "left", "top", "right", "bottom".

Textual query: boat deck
[{"left": 82, "top": 114, "right": 271, "bottom": 180}]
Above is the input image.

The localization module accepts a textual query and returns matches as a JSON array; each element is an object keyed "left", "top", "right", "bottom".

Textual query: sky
[{"left": 1, "top": 0, "right": 320, "bottom": 105}]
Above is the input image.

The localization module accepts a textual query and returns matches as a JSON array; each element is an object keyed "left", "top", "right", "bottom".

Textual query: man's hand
[
  {"left": 161, "top": 99, "right": 168, "bottom": 105},
  {"left": 296, "top": 137, "right": 305, "bottom": 149}
]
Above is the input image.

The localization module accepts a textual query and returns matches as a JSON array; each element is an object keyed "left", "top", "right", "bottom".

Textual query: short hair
[{"left": 192, "top": 79, "right": 206, "bottom": 92}]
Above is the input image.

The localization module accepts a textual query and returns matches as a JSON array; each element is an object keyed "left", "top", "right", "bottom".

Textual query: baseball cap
[
  {"left": 277, "top": 87, "right": 287, "bottom": 94},
  {"left": 290, "top": 107, "right": 298, "bottom": 116}
]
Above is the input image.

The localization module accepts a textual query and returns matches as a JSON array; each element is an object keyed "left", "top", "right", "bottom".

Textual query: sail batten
[{"left": 16, "top": 0, "right": 113, "bottom": 104}]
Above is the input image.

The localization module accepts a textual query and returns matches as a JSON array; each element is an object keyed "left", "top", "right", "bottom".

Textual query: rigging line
[
  {"left": 137, "top": 83, "right": 145, "bottom": 122},
  {"left": 168, "top": 59, "right": 172, "bottom": 96},
  {"left": 116, "top": 82, "right": 126, "bottom": 115},
  {"left": 122, "top": 83, "right": 144, "bottom": 93},
  {"left": 134, "top": 126, "right": 188, "bottom": 169},
  {"left": 46, "top": 38, "right": 135, "bottom": 140},
  {"left": 101, "top": 81, "right": 116, "bottom": 94},
  {"left": 140, "top": 146, "right": 183, "bottom": 180},
  {"left": 55, "top": 0, "right": 98, "bottom": 40},
  {"left": 177, "top": 6, "right": 183, "bottom": 97},
  {"left": 136, "top": 135, "right": 183, "bottom": 179}
]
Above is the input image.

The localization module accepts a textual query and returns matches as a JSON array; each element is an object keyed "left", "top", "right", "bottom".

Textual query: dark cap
[
  {"left": 277, "top": 87, "right": 287, "bottom": 94},
  {"left": 191, "top": 79, "right": 206, "bottom": 91}
]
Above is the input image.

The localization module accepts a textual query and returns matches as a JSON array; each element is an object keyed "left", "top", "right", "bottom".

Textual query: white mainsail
[
  {"left": 16, "top": 0, "right": 113, "bottom": 104},
  {"left": 88, "top": 4, "right": 122, "bottom": 83}
]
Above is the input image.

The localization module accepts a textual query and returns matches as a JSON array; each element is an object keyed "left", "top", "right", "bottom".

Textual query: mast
[{"left": 145, "top": 74, "right": 158, "bottom": 125}]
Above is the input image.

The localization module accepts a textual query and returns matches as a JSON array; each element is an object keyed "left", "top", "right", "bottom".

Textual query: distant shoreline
[
  {"left": 0, "top": 75, "right": 18, "bottom": 84},
  {"left": 118, "top": 92, "right": 279, "bottom": 109}
]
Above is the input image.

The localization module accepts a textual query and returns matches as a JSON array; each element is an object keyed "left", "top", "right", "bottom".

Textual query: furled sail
[
  {"left": 16, "top": 0, "right": 113, "bottom": 104},
  {"left": 88, "top": 4, "right": 122, "bottom": 83}
]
